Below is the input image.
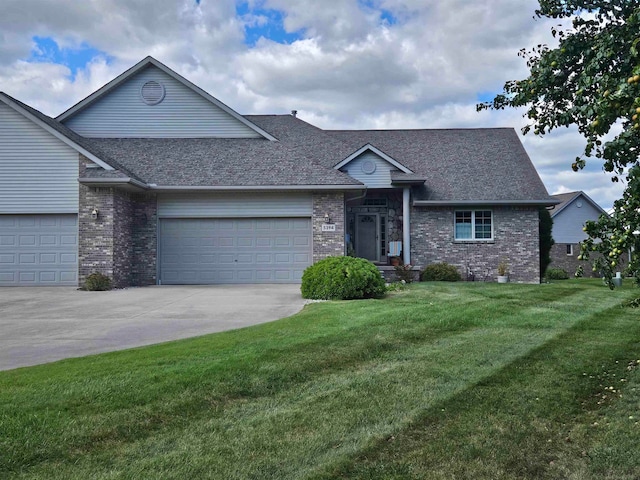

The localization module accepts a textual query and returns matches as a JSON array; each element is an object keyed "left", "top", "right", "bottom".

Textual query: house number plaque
[{"left": 321, "top": 224, "right": 336, "bottom": 232}]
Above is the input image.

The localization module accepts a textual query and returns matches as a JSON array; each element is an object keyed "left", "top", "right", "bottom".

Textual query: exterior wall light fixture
[{"left": 91, "top": 208, "right": 99, "bottom": 220}]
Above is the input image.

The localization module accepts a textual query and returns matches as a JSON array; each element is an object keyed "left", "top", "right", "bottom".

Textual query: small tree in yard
[
  {"left": 539, "top": 207, "right": 554, "bottom": 280},
  {"left": 479, "top": 0, "right": 640, "bottom": 288}
]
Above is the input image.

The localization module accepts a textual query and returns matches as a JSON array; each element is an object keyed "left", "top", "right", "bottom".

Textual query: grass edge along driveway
[{"left": 1, "top": 280, "right": 639, "bottom": 479}]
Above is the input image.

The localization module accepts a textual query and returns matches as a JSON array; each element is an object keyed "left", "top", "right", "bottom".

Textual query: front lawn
[{"left": 1, "top": 280, "right": 639, "bottom": 479}]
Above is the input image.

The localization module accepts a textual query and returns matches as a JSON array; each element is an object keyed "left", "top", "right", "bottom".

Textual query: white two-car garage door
[
  {"left": 0, "top": 214, "right": 78, "bottom": 286},
  {"left": 159, "top": 217, "right": 312, "bottom": 284}
]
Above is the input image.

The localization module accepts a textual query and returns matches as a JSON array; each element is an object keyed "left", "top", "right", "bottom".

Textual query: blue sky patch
[
  {"left": 476, "top": 91, "right": 499, "bottom": 103},
  {"left": 29, "top": 36, "right": 109, "bottom": 79},
  {"left": 358, "top": 0, "right": 398, "bottom": 25},
  {"left": 236, "top": 2, "right": 305, "bottom": 46}
]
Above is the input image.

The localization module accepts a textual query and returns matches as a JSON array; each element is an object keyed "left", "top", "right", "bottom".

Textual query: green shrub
[
  {"left": 394, "top": 263, "right": 415, "bottom": 283},
  {"left": 301, "top": 256, "right": 386, "bottom": 300},
  {"left": 421, "top": 262, "right": 462, "bottom": 282},
  {"left": 84, "top": 272, "right": 113, "bottom": 291},
  {"left": 545, "top": 267, "right": 569, "bottom": 280}
]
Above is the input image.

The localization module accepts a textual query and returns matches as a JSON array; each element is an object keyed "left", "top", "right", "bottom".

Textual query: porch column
[{"left": 403, "top": 187, "right": 411, "bottom": 265}]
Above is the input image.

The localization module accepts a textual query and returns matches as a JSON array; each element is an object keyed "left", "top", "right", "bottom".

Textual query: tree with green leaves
[
  {"left": 539, "top": 207, "right": 554, "bottom": 280},
  {"left": 478, "top": 0, "right": 640, "bottom": 288}
]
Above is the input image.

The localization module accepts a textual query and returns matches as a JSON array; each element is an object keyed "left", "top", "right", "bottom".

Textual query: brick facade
[
  {"left": 78, "top": 157, "right": 157, "bottom": 288},
  {"left": 549, "top": 243, "right": 624, "bottom": 278},
  {"left": 410, "top": 206, "right": 541, "bottom": 283},
  {"left": 312, "top": 192, "right": 345, "bottom": 262},
  {"left": 549, "top": 243, "right": 587, "bottom": 277}
]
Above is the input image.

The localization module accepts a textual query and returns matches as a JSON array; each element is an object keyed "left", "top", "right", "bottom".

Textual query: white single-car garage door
[
  {"left": 0, "top": 214, "right": 78, "bottom": 286},
  {"left": 159, "top": 217, "right": 312, "bottom": 284}
]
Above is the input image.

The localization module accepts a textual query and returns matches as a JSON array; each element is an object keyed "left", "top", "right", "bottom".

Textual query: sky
[{"left": 0, "top": 0, "right": 626, "bottom": 210}]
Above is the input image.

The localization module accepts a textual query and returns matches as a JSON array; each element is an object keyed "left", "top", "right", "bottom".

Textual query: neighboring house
[
  {"left": 0, "top": 56, "right": 557, "bottom": 287},
  {"left": 549, "top": 191, "right": 608, "bottom": 277}
]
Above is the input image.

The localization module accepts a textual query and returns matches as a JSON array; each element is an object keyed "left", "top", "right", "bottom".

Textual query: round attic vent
[
  {"left": 140, "top": 80, "right": 165, "bottom": 105},
  {"left": 361, "top": 159, "right": 377, "bottom": 175}
]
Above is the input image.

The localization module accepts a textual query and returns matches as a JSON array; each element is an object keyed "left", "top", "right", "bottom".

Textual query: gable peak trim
[
  {"left": 551, "top": 190, "right": 607, "bottom": 218},
  {"left": 334, "top": 143, "right": 413, "bottom": 173}
]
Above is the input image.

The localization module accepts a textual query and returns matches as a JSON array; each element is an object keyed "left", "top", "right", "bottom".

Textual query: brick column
[
  {"left": 78, "top": 156, "right": 157, "bottom": 288},
  {"left": 312, "top": 192, "right": 345, "bottom": 262}
]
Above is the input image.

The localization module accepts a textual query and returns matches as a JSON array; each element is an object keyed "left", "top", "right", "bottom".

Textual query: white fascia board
[
  {"left": 78, "top": 177, "right": 148, "bottom": 189},
  {"left": 56, "top": 57, "right": 278, "bottom": 142},
  {"left": 334, "top": 144, "right": 413, "bottom": 173},
  {"left": 0, "top": 94, "right": 114, "bottom": 171},
  {"left": 413, "top": 199, "right": 561, "bottom": 207}
]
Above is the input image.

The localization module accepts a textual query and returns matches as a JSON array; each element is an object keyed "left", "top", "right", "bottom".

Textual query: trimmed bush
[
  {"left": 421, "top": 262, "right": 462, "bottom": 282},
  {"left": 301, "top": 256, "right": 386, "bottom": 300},
  {"left": 545, "top": 267, "right": 569, "bottom": 280},
  {"left": 84, "top": 272, "right": 113, "bottom": 291}
]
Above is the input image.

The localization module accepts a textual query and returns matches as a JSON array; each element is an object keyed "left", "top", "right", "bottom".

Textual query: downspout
[{"left": 403, "top": 187, "right": 411, "bottom": 265}]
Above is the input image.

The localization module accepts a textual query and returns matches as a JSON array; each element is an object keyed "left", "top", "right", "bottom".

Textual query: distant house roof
[{"left": 551, "top": 191, "right": 608, "bottom": 218}]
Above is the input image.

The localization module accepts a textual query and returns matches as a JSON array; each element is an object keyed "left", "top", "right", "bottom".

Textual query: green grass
[{"left": 1, "top": 280, "right": 639, "bottom": 479}]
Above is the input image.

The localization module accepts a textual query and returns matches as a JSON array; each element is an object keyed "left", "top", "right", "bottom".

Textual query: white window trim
[
  {"left": 454, "top": 210, "right": 494, "bottom": 241},
  {"left": 566, "top": 244, "right": 574, "bottom": 256}
]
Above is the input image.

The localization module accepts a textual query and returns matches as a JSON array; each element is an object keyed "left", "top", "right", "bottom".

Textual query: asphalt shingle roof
[
  {"left": 325, "top": 128, "right": 552, "bottom": 202},
  {"left": 86, "top": 137, "right": 362, "bottom": 187}
]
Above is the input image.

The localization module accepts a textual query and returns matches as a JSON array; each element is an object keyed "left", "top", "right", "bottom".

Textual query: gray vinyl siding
[
  {"left": 551, "top": 198, "right": 606, "bottom": 243},
  {"left": 340, "top": 151, "right": 398, "bottom": 188},
  {"left": 0, "top": 104, "right": 78, "bottom": 214},
  {"left": 62, "top": 66, "right": 262, "bottom": 138},
  {"left": 157, "top": 192, "right": 313, "bottom": 218}
]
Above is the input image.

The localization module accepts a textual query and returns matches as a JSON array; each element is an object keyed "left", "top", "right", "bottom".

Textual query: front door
[{"left": 356, "top": 213, "right": 379, "bottom": 261}]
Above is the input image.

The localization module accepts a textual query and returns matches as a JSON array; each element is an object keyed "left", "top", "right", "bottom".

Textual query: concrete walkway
[{"left": 0, "top": 284, "right": 306, "bottom": 371}]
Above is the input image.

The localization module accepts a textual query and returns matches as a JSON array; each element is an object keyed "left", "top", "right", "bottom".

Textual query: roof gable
[
  {"left": 551, "top": 191, "right": 607, "bottom": 218},
  {"left": 334, "top": 144, "right": 413, "bottom": 173},
  {"left": 57, "top": 57, "right": 276, "bottom": 140}
]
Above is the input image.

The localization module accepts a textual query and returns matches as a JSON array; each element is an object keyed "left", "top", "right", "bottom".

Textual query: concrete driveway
[{"left": 0, "top": 285, "right": 306, "bottom": 371}]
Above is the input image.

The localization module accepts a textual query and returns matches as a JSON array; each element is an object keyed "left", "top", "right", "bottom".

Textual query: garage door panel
[
  {"left": 0, "top": 236, "right": 15, "bottom": 246},
  {"left": 160, "top": 217, "right": 312, "bottom": 284},
  {"left": 0, "top": 254, "right": 15, "bottom": 264},
  {"left": 60, "top": 271, "right": 77, "bottom": 282},
  {"left": 19, "top": 235, "right": 36, "bottom": 246},
  {"left": 60, "top": 235, "right": 77, "bottom": 246},
  {"left": 237, "top": 237, "right": 254, "bottom": 247},
  {"left": 39, "top": 272, "right": 57, "bottom": 282},
  {"left": 0, "top": 214, "right": 78, "bottom": 286},
  {"left": 60, "top": 253, "right": 76, "bottom": 264}
]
